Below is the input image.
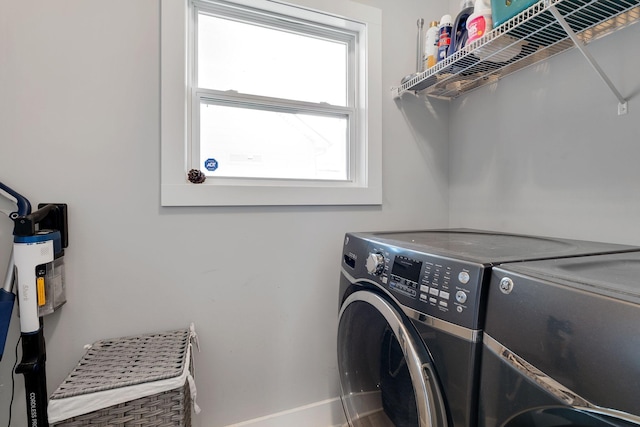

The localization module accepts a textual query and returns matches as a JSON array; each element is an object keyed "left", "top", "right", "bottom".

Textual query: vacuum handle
[
  {"left": 13, "top": 204, "right": 59, "bottom": 237},
  {"left": 0, "top": 181, "right": 31, "bottom": 218}
]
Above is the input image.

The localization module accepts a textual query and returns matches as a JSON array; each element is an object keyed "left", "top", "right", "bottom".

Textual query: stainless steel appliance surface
[
  {"left": 481, "top": 252, "right": 640, "bottom": 427},
  {"left": 337, "top": 229, "right": 639, "bottom": 427}
]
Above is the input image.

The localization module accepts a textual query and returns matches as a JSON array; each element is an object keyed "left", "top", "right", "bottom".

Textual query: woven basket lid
[{"left": 50, "top": 329, "right": 190, "bottom": 399}]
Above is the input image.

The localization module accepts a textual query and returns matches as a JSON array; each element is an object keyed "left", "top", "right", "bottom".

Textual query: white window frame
[{"left": 160, "top": 0, "right": 381, "bottom": 206}]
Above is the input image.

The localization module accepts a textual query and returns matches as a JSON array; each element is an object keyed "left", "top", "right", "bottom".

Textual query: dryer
[
  {"left": 337, "top": 229, "right": 639, "bottom": 427},
  {"left": 481, "top": 252, "right": 640, "bottom": 427}
]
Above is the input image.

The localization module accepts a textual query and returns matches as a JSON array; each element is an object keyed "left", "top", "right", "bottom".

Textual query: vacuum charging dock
[
  {"left": 14, "top": 231, "right": 67, "bottom": 320},
  {"left": 13, "top": 204, "right": 68, "bottom": 323}
]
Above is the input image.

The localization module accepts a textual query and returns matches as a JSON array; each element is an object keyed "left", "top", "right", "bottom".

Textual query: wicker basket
[{"left": 48, "top": 328, "right": 195, "bottom": 427}]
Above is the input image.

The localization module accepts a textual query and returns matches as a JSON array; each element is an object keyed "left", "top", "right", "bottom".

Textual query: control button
[
  {"left": 365, "top": 253, "right": 385, "bottom": 276},
  {"left": 458, "top": 271, "right": 470, "bottom": 284},
  {"left": 429, "top": 297, "right": 437, "bottom": 304},
  {"left": 439, "top": 290, "right": 450, "bottom": 300},
  {"left": 420, "top": 285, "right": 429, "bottom": 293},
  {"left": 455, "top": 290, "right": 467, "bottom": 304},
  {"left": 439, "top": 300, "right": 448, "bottom": 307},
  {"left": 420, "top": 293, "right": 428, "bottom": 301},
  {"left": 429, "top": 288, "right": 439, "bottom": 296},
  {"left": 457, "top": 306, "right": 463, "bottom": 313}
]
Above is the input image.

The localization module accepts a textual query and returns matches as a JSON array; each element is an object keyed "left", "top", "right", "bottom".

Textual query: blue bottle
[
  {"left": 437, "top": 14, "right": 453, "bottom": 62},
  {"left": 448, "top": 0, "right": 475, "bottom": 56}
]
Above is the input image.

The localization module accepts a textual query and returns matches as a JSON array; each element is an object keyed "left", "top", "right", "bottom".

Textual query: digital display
[{"left": 391, "top": 256, "right": 422, "bottom": 283}]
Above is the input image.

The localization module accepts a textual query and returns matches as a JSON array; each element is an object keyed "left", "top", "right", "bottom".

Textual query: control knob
[{"left": 365, "top": 253, "right": 385, "bottom": 276}]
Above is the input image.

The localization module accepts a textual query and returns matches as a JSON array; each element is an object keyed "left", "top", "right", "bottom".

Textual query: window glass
[
  {"left": 197, "top": 12, "right": 348, "bottom": 106},
  {"left": 198, "top": 102, "right": 349, "bottom": 180}
]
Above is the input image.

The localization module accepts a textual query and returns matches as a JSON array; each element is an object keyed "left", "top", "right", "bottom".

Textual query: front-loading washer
[
  {"left": 480, "top": 252, "right": 640, "bottom": 427},
  {"left": 337, "top": 229, "right": 639, "bottom": 427}
]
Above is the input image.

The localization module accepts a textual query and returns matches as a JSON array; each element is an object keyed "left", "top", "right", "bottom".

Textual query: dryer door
[
  {"left": 503, "top": 407, "right": 640, "bottom": 427},
  {"left": 338, "top": 290, "right": 448, "bottom": 427}
]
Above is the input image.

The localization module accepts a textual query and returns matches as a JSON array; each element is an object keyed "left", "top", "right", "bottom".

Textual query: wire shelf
[{"left": 392, "top": 0, "right": 640, "bottom": 99}]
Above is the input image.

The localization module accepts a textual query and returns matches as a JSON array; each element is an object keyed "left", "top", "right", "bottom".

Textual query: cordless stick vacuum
[
  {"left": 0, "top": 181, "right": 31, "bottom": 359},
  {"left": 0, "top": 181, "right": 68, "bottom": 427}
]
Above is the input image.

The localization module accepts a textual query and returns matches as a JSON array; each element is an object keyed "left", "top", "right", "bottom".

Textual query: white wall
[
  {"left": 0, "top": 0, "right": 450, "bottom": 426},
  {"left": 449, "top": 21, "right": 640, "bottom": 245}
]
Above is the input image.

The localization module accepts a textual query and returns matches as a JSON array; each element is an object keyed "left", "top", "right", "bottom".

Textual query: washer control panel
[{"left": 343, "top": 234, "right": 486, "bottom": 330}]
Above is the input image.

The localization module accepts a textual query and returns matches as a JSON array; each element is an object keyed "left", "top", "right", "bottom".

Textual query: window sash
[
  {"left": 191, "top": 88, "right": 356, "bottom": 181},
  {"left": 191, "top": 0, "right": 359, "bottom": 108}
]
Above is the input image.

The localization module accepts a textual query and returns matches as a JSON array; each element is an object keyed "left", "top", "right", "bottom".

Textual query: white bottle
[
  {"left": 424, "top": 21, "right": 439, "bottom": 69},
  {"left": 467, "top": 0, "right": 492, "bottom": 44}
]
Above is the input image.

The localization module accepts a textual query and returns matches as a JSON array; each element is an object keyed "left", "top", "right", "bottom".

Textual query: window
[{"left": 161, "top": 0, "right": 381, "bottom": 206}]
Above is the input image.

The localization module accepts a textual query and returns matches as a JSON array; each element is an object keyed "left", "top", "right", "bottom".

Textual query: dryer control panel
[{"left": 342, "top": 233, "right": 487, "bottom": 330}]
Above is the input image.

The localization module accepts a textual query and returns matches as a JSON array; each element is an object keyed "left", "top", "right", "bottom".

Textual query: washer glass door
[{"left": 338, "top": 290, "right": 448, "bottom": 427}]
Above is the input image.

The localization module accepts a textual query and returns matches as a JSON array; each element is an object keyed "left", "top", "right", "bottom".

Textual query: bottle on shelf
[
  {"left": 424, "top": 20, "right": 439, "bottom": 69},
  {"left": 467, "top": 0, "right": 492, "bottom": 44},
  {"left": 448, "top": 0, "right": 475, "bottom": 56},
  {"left": 437, "top": 14, "right": 453, "bottom": 62}
]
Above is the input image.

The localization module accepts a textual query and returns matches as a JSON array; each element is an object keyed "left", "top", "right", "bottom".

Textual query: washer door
[{"left": 338, "top": 290, "right": 448, "bottom": 427}]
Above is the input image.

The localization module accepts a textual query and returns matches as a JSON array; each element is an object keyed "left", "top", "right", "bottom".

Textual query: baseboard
[{"left": 226, "top": 397, "right": 347, "bottom": 427}]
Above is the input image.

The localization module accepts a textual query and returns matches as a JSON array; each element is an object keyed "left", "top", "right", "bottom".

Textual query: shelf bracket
[{"left": 548, "top": 4, "right": 628, "bottom": 115}]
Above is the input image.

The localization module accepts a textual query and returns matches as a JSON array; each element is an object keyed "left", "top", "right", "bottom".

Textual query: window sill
[{"left": 161, "top": 182, "right": 382, "bottom": 206}]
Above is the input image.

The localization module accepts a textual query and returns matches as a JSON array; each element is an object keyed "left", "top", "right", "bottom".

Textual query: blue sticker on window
[{"left": 204, "top": 158, "right": 219, "bottom": 171}]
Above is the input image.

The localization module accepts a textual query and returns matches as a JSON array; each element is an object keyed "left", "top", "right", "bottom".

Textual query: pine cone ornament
[{"left": 187, "top": 169, "right": 206, "bottom": 184}]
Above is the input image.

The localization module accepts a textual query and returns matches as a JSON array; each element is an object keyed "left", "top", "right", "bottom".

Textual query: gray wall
[
  {"left": 3, "top": 0, "right": 638, "bottom": 425},
  {"left": 449, "top": 21, "right": 640, "bottom": 245},
  {"left": 0, "top": 0, "right": 449, "bottom": 426}
]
